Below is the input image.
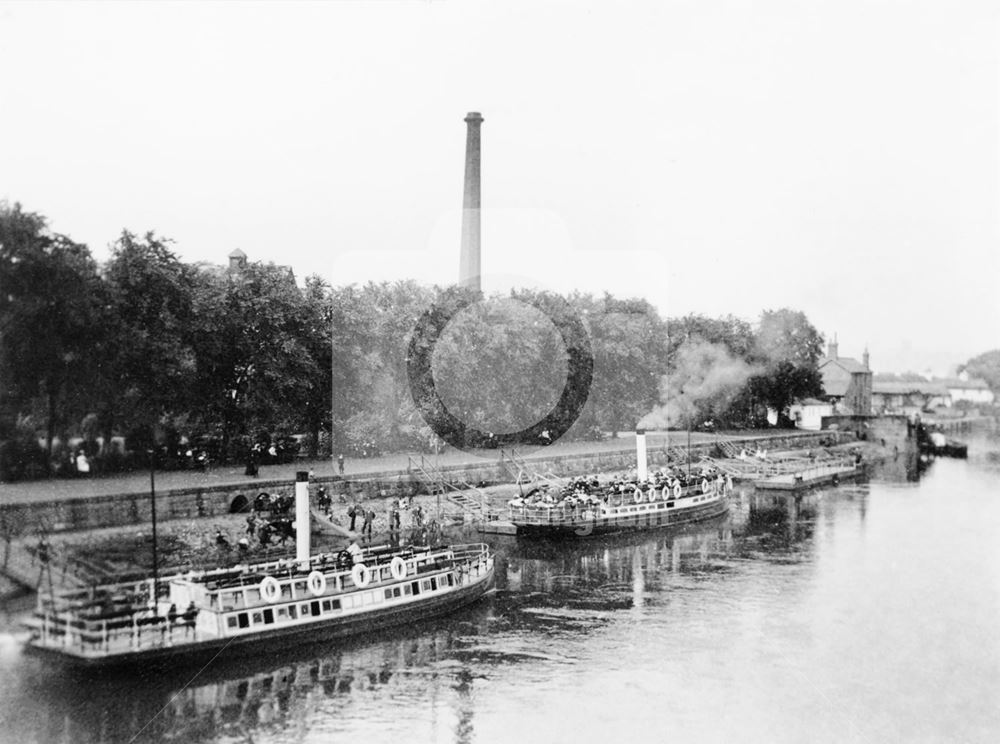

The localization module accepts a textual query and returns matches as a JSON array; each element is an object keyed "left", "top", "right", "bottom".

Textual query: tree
[
  {"left": 0, "top": 202, "right": 105, "bottom": 464},
  {"left": 579, "top": 292, "right": 669, "bottom": 436},
  {"left": 746, "top": 309, "right": 824, "bottom": 425},
  {"left": 188, "top": 262, "right": 318, "bottom": 461},
  {"left": 959, "top": 350, "right": 1000, "bottom": 393},
  {"left": 98, "top": 231, "right": 198, "bottom": 449},
  {"left": 666, "top": 314, "right": 754, "bottom": 365}
]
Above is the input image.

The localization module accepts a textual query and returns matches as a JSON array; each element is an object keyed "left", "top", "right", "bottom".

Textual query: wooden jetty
[{"left": 754, "top": 462, "right": 859, "bottom": 492}]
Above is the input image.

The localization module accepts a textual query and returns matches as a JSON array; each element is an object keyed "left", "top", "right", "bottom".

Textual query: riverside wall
[{"left": 0, "top": 431, "right": 853, "bottom": 534}]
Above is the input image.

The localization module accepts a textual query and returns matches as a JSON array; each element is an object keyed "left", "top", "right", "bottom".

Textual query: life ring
[
  {"left": 701, "top": 478, "right": 710, "bottom": 494},
  {"left": 390, "top": 556, "right": 407, "bottom": 580},
  {"left": 673, "top": 484, "right": 681, "bottom": 499},
  {"left": 352, "top": 563, "right": 371, "bottom": 588},
  {"left": 259, "top": 576, "right": 281, "bottom": 604},
  {"left": 307, "top": 570, "right": 327, "bottom": 597},
  {"left": 632, "top": 487, "right": 642, "bottom": 504}
]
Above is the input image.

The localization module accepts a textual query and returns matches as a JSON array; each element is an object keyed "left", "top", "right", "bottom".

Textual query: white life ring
[
  {"left": 259, "top": 576, "right": 281, "bottom": 604},
  {"left": 673, "top": 484, "right": 681, "bottom": 499},
  {"left": 390, "top": 556, "right": 407, "bottom": 580},
  {"left": 632, "top": 487, "right": 642, "bottom": 504},
  {"left": 701, "top": 478, "right": 710, "bottom": 494},
  {"left": 307, "top": 570, "right": 327, "bottom": 597},
  {"left": 352, "top": 563, "right": 371, "bottom": 588}
]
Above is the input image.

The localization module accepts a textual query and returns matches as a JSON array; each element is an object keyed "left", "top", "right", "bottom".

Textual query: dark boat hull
[
  {"left": 25, "top": 570, "right": 494, "bottom": 670},
  {"left": 514, "top": 499, "right": 729, "bottom": 539}
]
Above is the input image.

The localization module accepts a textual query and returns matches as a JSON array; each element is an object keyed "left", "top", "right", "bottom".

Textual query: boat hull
[{"left": 25, "top": 569, "right": 493, "bottom": 670}]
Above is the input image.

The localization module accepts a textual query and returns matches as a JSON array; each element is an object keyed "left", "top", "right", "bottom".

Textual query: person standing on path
[
  {"left": 362, "top": 508, "right": 374, "bottom": 540},
  {"left": 337, "top": 453, "right": 345, "bottom": 475},
  {"left": 348, "top": 503, "right": 358, "bottom": 532}
]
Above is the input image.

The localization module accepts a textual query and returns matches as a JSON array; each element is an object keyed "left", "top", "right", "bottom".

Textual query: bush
[{"left": 0, "top": 436, "right": 47, "bottom": 482}]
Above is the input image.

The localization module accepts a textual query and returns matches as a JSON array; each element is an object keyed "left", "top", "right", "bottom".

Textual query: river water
[{"left": 1, "top": 436, "right": 998, "bottom": 744}]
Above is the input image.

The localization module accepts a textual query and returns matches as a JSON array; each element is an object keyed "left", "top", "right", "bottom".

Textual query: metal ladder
[
  {"left": 498, "top": 447, "right": 563, "bottom": 494},
  {"left": 406, "top": 456, "right": 489, "bottom": 517}
]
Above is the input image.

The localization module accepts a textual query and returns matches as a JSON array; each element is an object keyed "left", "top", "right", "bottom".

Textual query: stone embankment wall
[{"left": 1, "top": 431, "right": 851, "bottom": 534}]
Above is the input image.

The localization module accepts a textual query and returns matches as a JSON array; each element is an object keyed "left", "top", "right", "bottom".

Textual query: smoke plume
[{"left": 638, "top": 341, "right": 757, "bottom": 429}]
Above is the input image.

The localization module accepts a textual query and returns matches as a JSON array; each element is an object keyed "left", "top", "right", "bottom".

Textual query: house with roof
[
  {"left": 940, "top": 373, "right": 995, "bottom": 405},
  {"left": 819, "top": 337, "right": 872, "bottom": 415},
  {"left": 786, "top": 398, "right": 834, "bottom": 430},
  {"left": 871, "top": 380, "right": 949, "bottom": 416}
]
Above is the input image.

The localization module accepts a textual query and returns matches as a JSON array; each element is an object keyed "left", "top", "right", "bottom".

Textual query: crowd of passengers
[{"left": 508, "top": 465, "right": 731, "bottom": 510}]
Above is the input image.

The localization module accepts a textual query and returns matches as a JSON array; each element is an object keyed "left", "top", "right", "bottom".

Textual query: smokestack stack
[
  {"left": 459, "top": 111, "right": 483, "bottom": 291},
  {"left": 294, "top": 471, "right": 311, "bottom": 566},
  {"left": 635, "top": 429, "right": 648, "bottom": 482}
]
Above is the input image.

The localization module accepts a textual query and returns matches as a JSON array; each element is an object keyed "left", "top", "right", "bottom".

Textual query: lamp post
[{"left": 148, "top": 445, "right": 159, "bottom": 615}]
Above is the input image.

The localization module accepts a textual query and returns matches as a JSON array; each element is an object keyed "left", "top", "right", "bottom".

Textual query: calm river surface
[{"left": 1, "top": 436, "right": 998, "bottom": 744}]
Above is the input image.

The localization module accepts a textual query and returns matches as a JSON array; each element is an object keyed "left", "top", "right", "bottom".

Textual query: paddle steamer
[
  {"left": 508, "top": 473, "right": 730, "bottom": 538},
  {"left": 25, "top": 473, "right": 494, "bottom": 668}
]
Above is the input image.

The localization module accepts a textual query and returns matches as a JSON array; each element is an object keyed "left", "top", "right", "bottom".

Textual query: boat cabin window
[
  {"left": 311, "top": 600, "right": 320, "bottom": 616},
  {"left": 263, "top": 609, "right": 274, "bottom": 624},
  {"left": 322, "top": 599, "right": 339, "bottom": 613},
  {"left": 300, "top": 603, "right": 311, "bottom": 616},
  {"left": 420, "top": 579, "right": 434, "bottom": 593},
  {"left": 277, "top": 607, "right": 288, "bottom": 621},
  {"left": 403, "top": 584, "right": 412, "bottom": 596},
  {"left": 447, "top": 574, "right": 454, "bottom": 587},
  {"left": 411, "top": 581, "right": 421, "bottom": 596},
  {"left": 252, "top": 611, "right": 264, "bottom": 625},
  {"left": 288, "top": 605, "right": 297, "bottom": 620},
  {"left": 238, "top": 612, "right": 249, "bottom": 629},
  {"left": 227, "top": 616, "right": 239, "bottom": 629}
]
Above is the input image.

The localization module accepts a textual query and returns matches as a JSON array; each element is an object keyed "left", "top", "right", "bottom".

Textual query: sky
[{"left": 1, "top": 1, "right": 997, "bottom": 376}]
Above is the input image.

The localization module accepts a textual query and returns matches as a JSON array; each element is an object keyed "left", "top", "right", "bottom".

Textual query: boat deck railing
[{"left": 508, "top": 488, "right": 723, "bottom": 525}]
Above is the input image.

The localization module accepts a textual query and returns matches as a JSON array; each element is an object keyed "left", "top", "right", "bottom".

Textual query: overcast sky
[{"left": 1, "top": 1, "right": 997, "bottom": 375}]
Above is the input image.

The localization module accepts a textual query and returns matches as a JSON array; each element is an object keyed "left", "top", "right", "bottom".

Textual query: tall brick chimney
[{"left": 459, "top": 112, "right": 483, "bottom": 291}]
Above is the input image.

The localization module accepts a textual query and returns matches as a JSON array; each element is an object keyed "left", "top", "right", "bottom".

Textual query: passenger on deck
[{"left": 347, "top": 540, "right": 363, "bottom": 564}]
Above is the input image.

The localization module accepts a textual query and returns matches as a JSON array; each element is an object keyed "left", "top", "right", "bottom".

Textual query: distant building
[
  {"left": 228, "top": 248, "right": 248, "bottom": 273},
  {"left": 788, "top": 398, "right": 834, "bottom": 431},
  {"left": 940, "top": 373, "right": 995, "bottom": 405},
  {"left": 819, "top": 337, "right": 872, "bottom": 415},
  {"left": 198, "top": 248, "right": 295, "bottom": 284},
  {"left": 871, "top": 380, "right": 949, "bottom": 415}
]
